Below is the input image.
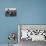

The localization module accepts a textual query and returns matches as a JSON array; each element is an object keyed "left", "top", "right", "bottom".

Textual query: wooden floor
[
  {"left": 19, "top": 40, "right": 46, "bottom": 46},
  {"left": 0, "top": 40, "right": 46, "bottom": 46}
]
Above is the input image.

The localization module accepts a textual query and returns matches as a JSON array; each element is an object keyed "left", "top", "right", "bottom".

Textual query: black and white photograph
[{"left": 5, "top": 8, "right": 16, "bottom": 16}]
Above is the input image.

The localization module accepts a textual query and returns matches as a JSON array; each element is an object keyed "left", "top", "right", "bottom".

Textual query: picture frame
[{"left": 5, "top": 8, "right": 16, "bottom": 16}]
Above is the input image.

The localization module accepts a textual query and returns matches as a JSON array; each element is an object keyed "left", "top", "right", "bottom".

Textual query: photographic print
[{"left": 5, "top": 8, "right": 16, "bottom": 16}]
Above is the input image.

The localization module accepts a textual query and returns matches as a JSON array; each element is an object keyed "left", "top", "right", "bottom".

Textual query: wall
[{"left": 0, "top": 0, "right": 46, "bottom": 44}]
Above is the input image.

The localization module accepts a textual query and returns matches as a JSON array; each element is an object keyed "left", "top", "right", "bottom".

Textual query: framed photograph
[{"left": 5, "top": 8, "right": 16, "bottom": 16}]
